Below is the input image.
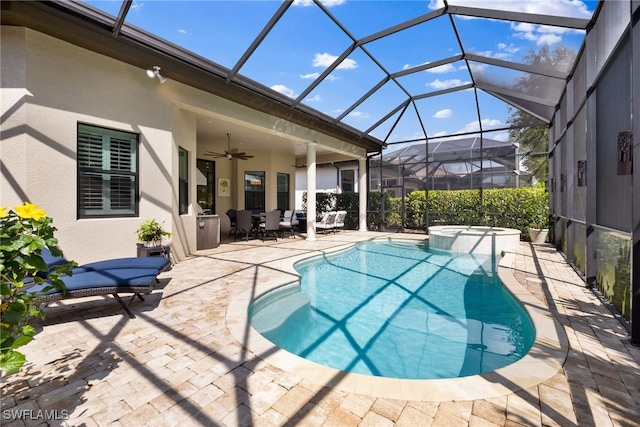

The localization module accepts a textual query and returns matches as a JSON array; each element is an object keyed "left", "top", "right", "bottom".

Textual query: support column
[
  {"left": 630, "top": 4, "right": 640, "bottom": 345},
  {"left": 358, "top": 157, "right": 367, "bottom": 232},
  {"left": 306, "top": 142, "right": 317, "bottom": 241}
]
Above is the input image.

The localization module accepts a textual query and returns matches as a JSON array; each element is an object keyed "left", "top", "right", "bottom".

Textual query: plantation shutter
[{"left": 78, "top": 124, "right": 138, "bottom": 217}]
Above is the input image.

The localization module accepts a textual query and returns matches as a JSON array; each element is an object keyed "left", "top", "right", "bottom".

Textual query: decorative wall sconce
[
  {"left": 577, "top": 160, "right": 587, "bottom": 187},
  {"left": 617, "top": 131, "right": 633, "bottom": 175},
  {"left": 146, "top": 66, "right": 166, "bottom": 83}
]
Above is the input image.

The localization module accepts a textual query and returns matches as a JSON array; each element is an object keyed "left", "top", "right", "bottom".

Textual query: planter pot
[{"left": 528, "top": 228, "right": 549, "bottom": 244}]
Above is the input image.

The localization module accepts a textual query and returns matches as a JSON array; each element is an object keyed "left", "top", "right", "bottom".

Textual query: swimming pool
[{"left": 249, "top": 239, "right": 535, "bottom": 380}]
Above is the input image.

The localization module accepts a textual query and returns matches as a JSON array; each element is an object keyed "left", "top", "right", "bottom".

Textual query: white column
[
  {"left": 358, "top": 157, "right": 367, "bottom": 232},
  {"left": 306, "top": 142, "right": 317, "bottom": 241}
]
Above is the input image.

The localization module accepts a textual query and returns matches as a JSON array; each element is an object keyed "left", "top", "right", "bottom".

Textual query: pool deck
[{"left": 2, "top": 231, "right": 639, "bottom": 426}]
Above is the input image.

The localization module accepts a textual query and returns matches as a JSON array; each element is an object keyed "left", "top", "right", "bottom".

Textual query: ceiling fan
[{"left": 204, "top": 133, "right": 254, "bottom": 160}]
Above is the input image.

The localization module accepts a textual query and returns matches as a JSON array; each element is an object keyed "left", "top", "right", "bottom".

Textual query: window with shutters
[
  {"left": 77, "top": 124, "right": 138, "bottom": 218},
  {"left": 277, "top": 172, "right": 289, "bottom": 211},
  {"left": 178, "top": 147, "right": 188, "bottom": 215}
]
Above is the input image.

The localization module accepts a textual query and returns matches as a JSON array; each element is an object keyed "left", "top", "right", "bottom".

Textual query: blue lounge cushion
[
  {"left": 40, "top": 248, "right": 170, "bottom": 274},
  {"left": 75, "top": 257, "right": 170, "bottom": 273},
  {"left": 40, "top": 248, "right": 68, "bottom": 268}
]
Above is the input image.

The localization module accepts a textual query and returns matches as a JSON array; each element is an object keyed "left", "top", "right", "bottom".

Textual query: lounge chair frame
[{"left": 35, "top": 284, "right": 154, "bottom": 318}]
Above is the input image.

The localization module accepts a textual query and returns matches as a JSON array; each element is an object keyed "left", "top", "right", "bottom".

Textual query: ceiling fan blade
[
  {"left": 204, "top": 151, "right": 225, "bottom": 158},
  {"left": 235, "top": 154, "right": 254, "bottom": 160}
]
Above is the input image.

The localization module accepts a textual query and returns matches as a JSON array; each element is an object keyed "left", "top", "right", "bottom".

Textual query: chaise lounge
[{"left": 29, "top": 248, "right": 172, "bottom": 318}]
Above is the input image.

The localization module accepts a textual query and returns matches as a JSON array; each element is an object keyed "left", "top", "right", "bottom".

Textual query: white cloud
[
  {"left": 131, "top": 2, "right": 144, "bottom": 11},
  {"left": 300, "top": 72, "right": 320, "bottom": 80},
  {"left": 294, "top": 0, "right": 346, "bottom": 7},
  {"left": 429, "top": 0, "right": 589, "bottom": 46},
  {"left": 458, "top": 118, "right": 503, "bottom": 134},
  {"left": 428, "top": 0, "right": 591, "bottom": 19},
  {"left": 402, "top": 62, "right": 423, "bottom": 70},
  {"left": 491, "top": 132, "right": 510, "bottom": 142},
  {"left": 497, "top": 43, "right": 519, "bottom": 54},
  {"left": 535, "top": 33, "right": 563, "bottom": 46},
  {"left": 178, "top": 29, "right": 187, "bottom": 35},
  {"left": 434, "top": 109, "right": 453, "bottom": 119},
  {"left": 313, "top": 53, "right": 357, "bottom": 70},
  {"left": 402, "top": 62, "right": 457, "bottom": 74},
  {"left": 271, "top": 84, "right": 296, "bottom": 98},
  {"left": 348, "top": 111, "right": 370, "bottom": 119},
  {"left": 427, "top": 79, "right": 468, "bottom": 90},
  {"left": 481, "top": 118, "right": 503, "bottom": 128},
  {"left": 426, "top": 64, "right": 457, "bottom": 74},
  {"left": 510, "top": 22, "right": 570, "bottom": 46},
  {"left": 431, "top": 130, "right": 449, "bottom": 138},
  {"left": 305, "top": 94, "right": 323, "bottom": 102},
  {"left": 475, "top": 43, "right": 520, "bottom": 61},
  {"left": 469, "top": 63, "right": 486, "bottom": 73}
]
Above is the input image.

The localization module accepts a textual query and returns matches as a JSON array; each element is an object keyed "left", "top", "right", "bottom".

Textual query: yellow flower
[
  {"left": 14, "top": 202, "right": 47, "bottom": 221},
  {"left": 0, "top": 207, "right": 8, "bottom": 218}
]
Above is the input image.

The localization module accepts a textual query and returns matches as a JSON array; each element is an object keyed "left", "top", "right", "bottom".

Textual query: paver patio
[{"left": 1, "top": 231, "right": 639, "bottom": 426}]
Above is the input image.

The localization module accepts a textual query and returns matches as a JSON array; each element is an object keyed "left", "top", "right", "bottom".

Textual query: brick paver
[{"left": 1, "top": 232, "right": 638, "bottom": 426}]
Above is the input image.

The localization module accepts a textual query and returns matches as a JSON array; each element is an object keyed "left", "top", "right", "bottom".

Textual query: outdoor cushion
[
  {"left": 74, "top": 257, "right": 170, "bottom": 273},
  {"left": 40, "top": 248, "right": 171, "bottom": 274}
]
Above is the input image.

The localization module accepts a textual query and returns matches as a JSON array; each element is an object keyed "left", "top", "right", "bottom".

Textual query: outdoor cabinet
[{"left": 197, "top": 214, "right": 220, "bottom": 250}]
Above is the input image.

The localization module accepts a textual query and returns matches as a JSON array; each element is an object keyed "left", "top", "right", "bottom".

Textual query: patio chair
[
  {"left": 279, "top": 209, "right": 298, "bottom": 238},
  {"left": 316, "top": 211, "right": 337, "bottom": 234},
  {"left": 226, "top": 209, "right": 238, "bottom": 238},
  {"left": 28, "top": 268, "right": 161, "bottom": 318},
  {"left": 234, "top": 209, "right": 253, "bottom": 241},
  {"left": 260, "top": 209, "right": 280, "bottom": 241},
  {"left": 334, "top": 211, "right": 347, "bottom": 232}
]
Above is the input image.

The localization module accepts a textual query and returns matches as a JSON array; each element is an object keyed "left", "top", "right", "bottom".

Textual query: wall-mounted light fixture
[{"left": 146, "top": 66, "right": 166, "bottom": 83}]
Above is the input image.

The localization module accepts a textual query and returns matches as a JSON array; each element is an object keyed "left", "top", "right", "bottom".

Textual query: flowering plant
[{"left": 0, "top": 202, "right": 76, "bottom": 373}]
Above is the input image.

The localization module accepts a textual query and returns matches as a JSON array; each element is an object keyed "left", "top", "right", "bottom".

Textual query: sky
[{"left": 84, "top": 0, "right": 597, "bottom": 148}]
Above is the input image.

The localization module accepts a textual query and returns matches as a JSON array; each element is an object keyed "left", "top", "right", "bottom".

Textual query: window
[
  {"left": 341, "top": 169, "right": 355, "bottom": 192},
  {"left": 77, "top": 124, "right": 138, "bottom": 218},
  {"left": 179, "top": 147, "right": 188, "bottom": 215},
  {"left": 244, "top": 171, "right": 265, "bottom": 212},
  {"left": 277, "top": 173, "right": 289, "bottom": 210}
]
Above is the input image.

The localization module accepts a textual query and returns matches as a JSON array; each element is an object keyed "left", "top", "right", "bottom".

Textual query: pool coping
[{"left": 225, "top": 235, "right": 569, "bottom": 402}]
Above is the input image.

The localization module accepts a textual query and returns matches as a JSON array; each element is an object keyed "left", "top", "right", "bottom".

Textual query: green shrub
[
  {"left": 302, "top": 187, "right": 549, "bottom": 240},
  {"left": 400, "top": 188, "right": 548, "bottom": 238}
]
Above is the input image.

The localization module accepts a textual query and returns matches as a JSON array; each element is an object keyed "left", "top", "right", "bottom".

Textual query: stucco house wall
[
  {"left": 1, "top": 27, "right": 302, "bottom": 264},
  {"left": 2, "top": 27, "right": 176, "bottom": 264}
]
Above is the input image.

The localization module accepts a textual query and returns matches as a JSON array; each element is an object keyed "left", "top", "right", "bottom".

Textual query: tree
[
  {"left": 507, "top": 111, "right": 549, "bottom": 184},
  {"left": 507, "top": 44, "right": 577, "bottom": 185}
]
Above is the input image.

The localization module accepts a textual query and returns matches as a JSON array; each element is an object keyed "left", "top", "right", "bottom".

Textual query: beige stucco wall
[
  {"left": 1, "top": 26, "right": 362, "bottom": 264},
  {"left": 2, "top": 27, "right": 174, "bottom": 264}
]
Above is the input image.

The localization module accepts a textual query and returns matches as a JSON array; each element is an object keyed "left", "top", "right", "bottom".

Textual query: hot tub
[{"left": 428, "top": 225, "right": 521, "bottom": 255}]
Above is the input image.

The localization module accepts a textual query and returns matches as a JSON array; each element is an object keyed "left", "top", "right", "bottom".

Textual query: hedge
[{"left": 302, "top": 187, "right": 549, "bottom": 239}]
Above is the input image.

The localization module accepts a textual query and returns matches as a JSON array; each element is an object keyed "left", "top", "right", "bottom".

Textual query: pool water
[{"left": 249, "top": 239, "right": 535, "bottom": 379}]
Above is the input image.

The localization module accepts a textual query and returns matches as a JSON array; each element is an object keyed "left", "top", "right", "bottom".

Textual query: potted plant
[
  {"left": 527, "top": 207, "right": 550, "bottom": 244},
  {"left": 136, "top": 219, "right": 172, "bottom": 248}
]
